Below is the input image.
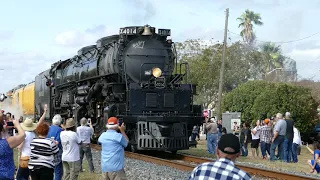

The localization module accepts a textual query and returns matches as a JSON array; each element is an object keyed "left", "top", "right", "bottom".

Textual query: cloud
[
  {"left": 296, "top": 60, "right": 320, "bottom": 80},
  {"left": 290, "top": 48, "right": 320, "bottom": 60},
  {"left": 275, "top": 10, "right": 305, "bottom": 40},
  {"left": 122, "top": 0, "right": 156, "bottom": 24},
  {"left": 0, "top": 51, "right": 56, "bottom": 93},
  {"left": 55, "top": 25, "right": 118, "bottom": 47},
  {"left": 0, "top": 30, "right": 14, "bottom": 41},
  {"left": 292, "top": 40, "right": 320, "bottom": 51}
]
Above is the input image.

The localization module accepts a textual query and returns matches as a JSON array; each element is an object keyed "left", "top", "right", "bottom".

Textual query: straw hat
[
  {"left": 62, "top": 118, "right": 76, "bottom": 129},
  {"left": 20, "top": 117, "right": 37, "bottom": 131}
]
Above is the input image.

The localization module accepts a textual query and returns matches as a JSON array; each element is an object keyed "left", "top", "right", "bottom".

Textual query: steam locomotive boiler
[{"left": 35, "top": 25, "right": 203, "bottom": 152}]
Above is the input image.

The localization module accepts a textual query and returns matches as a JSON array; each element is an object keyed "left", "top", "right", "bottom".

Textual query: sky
[{"left": 0, "top": 0, "right": 320, "bottom": 93}]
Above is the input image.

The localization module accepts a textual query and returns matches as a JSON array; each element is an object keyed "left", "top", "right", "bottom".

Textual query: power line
[{"left": 228, "top": 30, "right": 320, "bottom": 44}]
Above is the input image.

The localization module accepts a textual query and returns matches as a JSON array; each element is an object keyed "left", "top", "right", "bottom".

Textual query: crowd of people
[
  {"left": 1, "top": 105, "right": 320, "bottom": 179},
  {"left": 189, "top": 111, "right": 320, "bottom": 178},
  {"left": 0, "top": 105, "right": 129, "bottom": 180},
  {"left": 200, "top": 112, "right": 304, "bottom": 163}
]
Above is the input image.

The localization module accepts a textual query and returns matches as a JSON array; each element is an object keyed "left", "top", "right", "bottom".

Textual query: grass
[
  {"left": 178, "top": 139, "right": 315, "bottom": 174},
  {"left": 13, "top": 149, "right": 101, "bottom": 180}
]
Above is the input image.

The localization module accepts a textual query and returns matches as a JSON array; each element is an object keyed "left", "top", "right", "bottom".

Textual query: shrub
[{"left": 222, "top": 80, "right": 319, "bottom": 132}]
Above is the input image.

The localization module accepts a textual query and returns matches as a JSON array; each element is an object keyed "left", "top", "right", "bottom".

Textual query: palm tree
[
  {"left": 237, "top": 9, "right": 263, "bottom": 45},
  {"left": 260, "top": 42, "right": 285, "bottom": 72}
]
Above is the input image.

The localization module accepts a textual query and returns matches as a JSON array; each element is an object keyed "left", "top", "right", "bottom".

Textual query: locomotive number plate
[
  {"left": 158, "top": 29, "right": 171, "bottom": 36},
  {"left": 119, "top": 27, "right": 137, "bottom": 35}
]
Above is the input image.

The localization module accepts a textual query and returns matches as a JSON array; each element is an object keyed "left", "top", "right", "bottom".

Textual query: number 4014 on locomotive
[{"left": 35, "top": 25, "right": 203, "bottom": 153}]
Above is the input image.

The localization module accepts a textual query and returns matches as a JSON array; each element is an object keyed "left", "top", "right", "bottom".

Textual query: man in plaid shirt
[
  {"left": 259, "top": 119, "right": 273, "bottom": 159},
  {"left": 189, "top": 133, "right": 252, "bottom": 180}
]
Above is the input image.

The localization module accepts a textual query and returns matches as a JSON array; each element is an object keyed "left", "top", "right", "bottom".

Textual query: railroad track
[{"left": 91, "top": 144, "right": 318, "bottom": 180}]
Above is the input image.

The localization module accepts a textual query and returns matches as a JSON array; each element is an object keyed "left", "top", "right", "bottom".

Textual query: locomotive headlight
[{"left": 152, "top": 67, "right": 162, "bottom": 78}]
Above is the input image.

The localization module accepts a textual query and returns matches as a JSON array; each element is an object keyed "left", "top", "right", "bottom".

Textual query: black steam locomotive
[{"left": 35, "top": 25, "right": 203, "bottom": 152}]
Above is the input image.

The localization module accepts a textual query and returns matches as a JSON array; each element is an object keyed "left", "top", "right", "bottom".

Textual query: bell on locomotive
[{"left": 141, "top": 25, "right": 152, "bottom": 36}]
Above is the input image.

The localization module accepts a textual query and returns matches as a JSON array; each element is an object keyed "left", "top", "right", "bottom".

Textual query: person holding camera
[
  {"left": 3, "top": 112, "right": 15, "bottom": 138},
  {"left": 16, "top": 117, "right": 37, "bottom": 180},
  {"left": 60, "top": 118, "right": 82, "bottom": 180},
  {"left": 77, "top": 117, "right": 94, "bottom": 173},
  {"left": 98, "top": 117, "right": 129, "bottom": 180},
  {"left": 0, "top": 117, "right": 26, "bottom": 180}
]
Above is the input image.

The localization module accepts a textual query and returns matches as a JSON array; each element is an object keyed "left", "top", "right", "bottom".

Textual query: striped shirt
[{"left": 28, "top": 138, "right": 59, "bottom": 169}]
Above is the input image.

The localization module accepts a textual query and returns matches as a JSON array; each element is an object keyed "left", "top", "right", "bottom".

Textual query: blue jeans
[
  {"left": 218, "top": 132, "right": 222, "bottom": 142},
  {"left": 240, "top": 142, "right": 248, "bottom": 156},
  {"left": 292, "top": 143, "right": 299, "bottom": 163},
  {"left": 54, "top": 161, "right": 63, "bottom": 180},
  {"left": 276, "top": 144, "right": 281, "bottom": 159},
  {"left": 80, "top": 144, "right": 95, "bottom": 173},
  {"left": 283, "top": 137, "right": 293, "bottom": 162},
  {"left": 191, "top": 133, "right": 198, "bottom": 141},
  {"left": 207, "top": 133, "right": 218, "bottom": 154},
  {"left": 270, "top": 135, "right": 285, "bottom": 161},
  {"left": 260, "top": 141, "right": 271, "bottom": 157}
]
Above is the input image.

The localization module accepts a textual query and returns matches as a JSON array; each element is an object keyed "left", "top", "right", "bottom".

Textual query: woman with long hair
[{"left": 240, "top": 122, "right": 250, "bottom": 157}]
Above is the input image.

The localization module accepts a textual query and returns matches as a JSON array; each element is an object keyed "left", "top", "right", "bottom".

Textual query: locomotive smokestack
[{"left": 142, "top": 25, "right": 152, "bottom": 36}]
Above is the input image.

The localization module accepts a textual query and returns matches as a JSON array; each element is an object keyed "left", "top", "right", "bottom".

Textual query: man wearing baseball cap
[
  {"left": 189, "top": 133, "right": 252, "bottom": 180},
  {"left": 259, "top": 119, "right": 273, "bottom": 159},
  {"left": 98, "top": 117, "right": 129, "bottom": 180}
]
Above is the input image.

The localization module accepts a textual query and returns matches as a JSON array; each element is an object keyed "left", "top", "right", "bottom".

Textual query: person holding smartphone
[
  {"left": 17, "top": 117, "right": 38, "bottom": 180},
  {"left": 60, "top": 118, "right": 82, "bottom": 180},
  {"left": 3, "top": 112, "right": 15, "bottom": 138},
  {"left": 0, "top": 116, "right": 26, "bottom": 180},
  {"left": 77, "top": 117, "right": 94, "bottom": 173},
  {"left": 98, "top": 117, "right": 129, "bottom": 179}
]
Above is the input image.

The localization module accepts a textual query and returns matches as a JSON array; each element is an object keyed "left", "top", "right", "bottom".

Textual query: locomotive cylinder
[
  {"left": 76, "top": 85, "right": 89, "bottom": 95},
  {"left": 75, "top": 96, "right": 87, "bottom": 105}
]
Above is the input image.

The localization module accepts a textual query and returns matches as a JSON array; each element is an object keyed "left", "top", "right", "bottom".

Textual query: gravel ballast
[
  {"left": 89, "top": 148, "right": 320, "bottom": 180},
  {"left": 91, "top": 149, "right": 190, "bottom": 180}
]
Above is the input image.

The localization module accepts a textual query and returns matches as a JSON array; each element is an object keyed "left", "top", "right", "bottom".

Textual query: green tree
[
  {"left": 237, "top": 9, "right": 263, "bottom": 45},
  {"left": 221, "top": 80, "right": 272, "bottom": 122},
  {"left": 260, "top": 42, "right": 285, "bottom": 72},
  {"left": 222, "top": 80, "right": 319, "bottom": 132},
  {"left": 294, "top": 80, "right": 320, "bottom": 103},
  {"left": 176, "top": 39, "right": 266, "bottom": 108}
]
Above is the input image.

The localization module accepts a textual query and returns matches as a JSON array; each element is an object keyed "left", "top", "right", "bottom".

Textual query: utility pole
[{"left": 216, "top": 8, "right": 229, "bottom": 122}]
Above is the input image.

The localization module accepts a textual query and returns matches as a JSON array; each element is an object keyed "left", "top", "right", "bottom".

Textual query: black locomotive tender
[{"left": 35, "top": 25, "right": 203, "bottom": 152}]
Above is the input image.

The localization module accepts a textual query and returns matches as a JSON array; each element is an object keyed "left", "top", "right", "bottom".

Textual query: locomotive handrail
[
  {"left": 179, "top": 62, "right": 190, "bottom": 83},
  {"left": 172, "top": 42, "right": 178, "bottom": 74}
]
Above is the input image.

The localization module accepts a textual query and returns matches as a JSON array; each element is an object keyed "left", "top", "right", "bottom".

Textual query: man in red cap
[{"left": 98, "top": 117, "right": 129, "bottom": 180}]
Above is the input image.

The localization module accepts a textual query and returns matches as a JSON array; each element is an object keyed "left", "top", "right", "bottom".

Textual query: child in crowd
[{"left": 307, "top": 141, "right": 320, "bottom": 174}]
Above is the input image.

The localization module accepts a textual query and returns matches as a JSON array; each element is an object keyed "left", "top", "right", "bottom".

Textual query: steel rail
[
  {"left": 175, "top": 153, "right": 319, "bottom": 180},
  {"left": 91, "top": 144, "right": 319, "bottom": 180}
]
